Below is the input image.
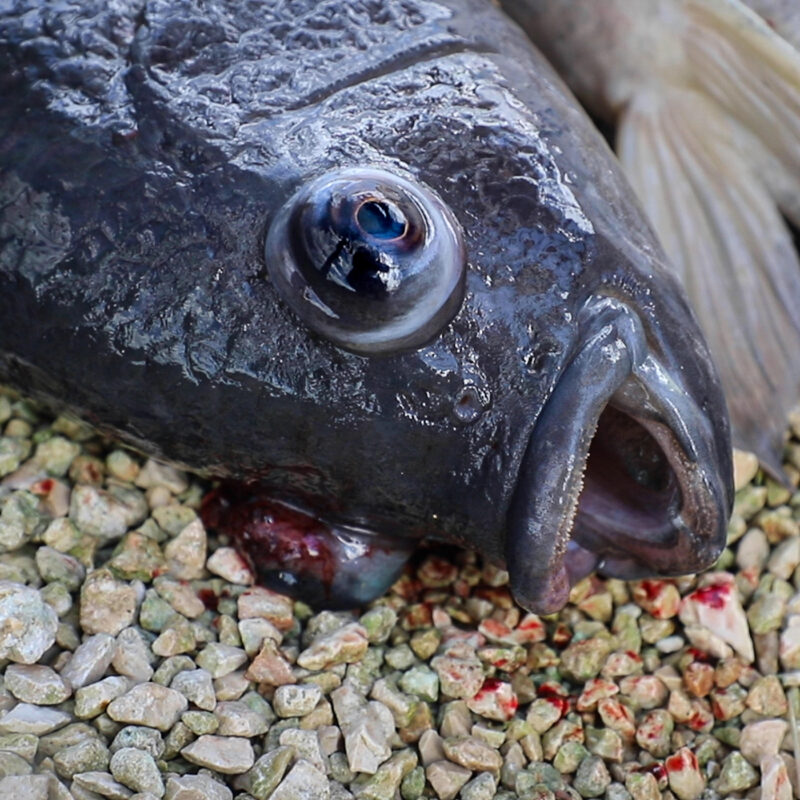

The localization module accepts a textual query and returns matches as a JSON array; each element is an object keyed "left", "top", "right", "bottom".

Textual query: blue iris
[{"left": 357, "top": 200, "right": 406, "bottom": 239}]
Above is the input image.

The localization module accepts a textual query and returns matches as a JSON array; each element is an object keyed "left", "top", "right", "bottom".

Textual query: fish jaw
[{"left": 506, "top": 295, "right": 733, "bottom": 615}]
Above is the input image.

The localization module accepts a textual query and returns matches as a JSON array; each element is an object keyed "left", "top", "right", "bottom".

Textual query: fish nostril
[{"left": 453, "top": 386, "right": 483, "bottom": 423}]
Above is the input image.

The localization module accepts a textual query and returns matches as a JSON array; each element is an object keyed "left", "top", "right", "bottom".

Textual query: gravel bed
[{"left": 0, "top": 385, "right": 798, "bottom": 800}]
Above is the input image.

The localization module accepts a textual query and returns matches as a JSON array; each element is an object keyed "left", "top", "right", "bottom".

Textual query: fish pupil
[{"left": 356, "top": 199, "right": 406, "bottom": 239}]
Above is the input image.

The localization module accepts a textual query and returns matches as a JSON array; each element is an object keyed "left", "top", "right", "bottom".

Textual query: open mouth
[{"left": 506, "top": 295, "right": 731, "bottom": 615}]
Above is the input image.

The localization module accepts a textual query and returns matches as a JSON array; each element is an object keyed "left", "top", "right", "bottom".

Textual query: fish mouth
[{"left": 506, "top": 295, "right": 731, "bottom": 615}]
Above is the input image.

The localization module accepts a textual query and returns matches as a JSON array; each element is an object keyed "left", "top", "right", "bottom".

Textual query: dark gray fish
[{"left": 0, "top": 0, "right": 733, "bottom": 614}]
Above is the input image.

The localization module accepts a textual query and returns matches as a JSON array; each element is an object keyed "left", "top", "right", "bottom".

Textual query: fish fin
[
  {"left": 617, "top": 85, "right": 800, "bottom": 477},
  {"left": 741, "top": 0, "right": 800, "bottom": 52},
  {"left": 685, "top": 0, "right": 800, "bottom": 225}
]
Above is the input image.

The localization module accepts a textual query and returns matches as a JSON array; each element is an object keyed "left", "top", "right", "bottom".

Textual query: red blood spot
[
  {"left": 687, "top": 711, "right": 709, "bottom": 731},
  {"left": 32, "top": 478, "right": 54, "bottom": 494},
  {"left": 552, "top": 623, "right": 572, "bottom": 647},
  {"left": 639, "top": 580, "right": 662, "bottom": 601},
  {"left": 665, "top": 749, "right": 699, "bottom": 772},
  {"left": 690, "top": 582, "right": 729, "bottom": 609},
  {"left": 646, "top": 764, "right": 667, "bottom": 783},
  {"left": 197, "top": 589, "right": 219, "bottom": 611},
  {"left": 601, "top": 701, "right": 627, "bottom": 721},
  {"left": 625, "top": 651, "right": 643, "bottom": 662},
  {"left": 518, "top": 616, "right": 543, "bottom": 632},
  {"left": 687, "top": 647, "right": 713, "bottom": 663},
  {"left": 480, "top": 619, "right": 512, "bottom": 638},
  {"left": 86, "top": 463, "right": 102, "bottom": 483},
  {"left": 480, "top": 677, "right": 502, "bottom": 692},
  {"left": 537, "top": 683, "right": 572, "bottom": 716},
  {"left": 537, "top": 682, "right": 567, "bottom": 699}
]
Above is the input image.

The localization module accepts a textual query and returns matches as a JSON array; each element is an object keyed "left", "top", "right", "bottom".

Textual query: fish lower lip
[{"left": 505, "top": 295, "right": 730, "bottom": 615}]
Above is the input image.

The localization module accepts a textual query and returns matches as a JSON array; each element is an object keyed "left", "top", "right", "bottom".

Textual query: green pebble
[
  {"left": 398, "top": 664, "right": 439, "bottom": 702},
  {"left": 0, "top": 437, "right": 29, "bottom": 477},
  {"left": 353, "top": 749, "right": 417, "bottom": 800},
  {"left": 162, "top": 721, "right": 194, "bottom": 761},
  {"left": 573, "top": 755, "right": 611, "bottom": 798},
  {"left": 559, "top": 637, "right": 613, "bottom": 682},
  {"left": 409, "top": 628, "right": 440, "bottom": 659},
  {"left": 523, "top": 762, "right": 564, "bottom": 792},
  {"left": 0, "top": 733, "right": 38, "bottom": 763},
  {"left": 36, "top": 546, "right": 85, "bottom": 590},
  {"left": 329, "top": 751, "right": 356, "bottom": 784},
  {"left": 52, "top": 738, "right": 110, "bottom": 779},
  {"left": 153, "top": 655, "right": 196, "bottom": 685},
  {"left": 218, "top": 614, "right": 241, "bottom": 646},
  {"left": 716, "top": 751, "right": 758, "bottom": 794},
  {"left": 400, "top": 765, "right": 425, "bottom": 800},
  {"left": 140, "top": 589, "right": 177, "bottom": 633},
  {"left": 584, "top": 726, "right": 622, "bottom": 762},
  {"left": 244, "top": 746, "right": 294, "bottom": 799},
  {"left": 552, "top": 741, "right": 588, "bottom": 774},
  {"left": 152, "top": 504, "right": 197, "bottom": 536},
  {"left": 385, "top": 644, "right": 416, "bottom": 670},
  {"left": 181, "top": 710, "right": 219, "bottom": 735},
  {"left": 108, "top": 533, "right": 165, "bottom": 582},
  {"left": 713, "top": 726, "right": 741, "bottom": 748},
  {"left": 34, "top": 435, "right": 80, "bottom": 476},
  {"left": 733, "top": 485, "right": 767, "bottom": 520},
  {"left": 0, "top": 751, "right": 31, "bottom": 778},
  {"left": 360, "top": 605, "right": 398, "bottom": 643},
  {"left": 514, "top": 773, "right": 556, "bottom": 800},
  {"left": 0, "top": 491, "right": 47, "bottom": 552}
]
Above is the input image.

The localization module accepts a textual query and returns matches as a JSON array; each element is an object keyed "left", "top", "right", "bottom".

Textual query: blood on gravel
[{"left": 689, "top": 583, "right": 729, "bottom": 609}]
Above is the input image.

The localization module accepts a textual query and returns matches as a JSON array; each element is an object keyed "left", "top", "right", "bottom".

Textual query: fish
[
  {"left": 0, "top": 0, "right": 732, "bottom": 614},
  {"left": 502, "top": 0, "right": 800, "bottom": 479}
]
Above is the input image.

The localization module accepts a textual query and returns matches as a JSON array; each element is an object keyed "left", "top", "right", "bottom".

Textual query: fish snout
[{"left": 506, "top": 295, "right": 732, "bottom": 615}]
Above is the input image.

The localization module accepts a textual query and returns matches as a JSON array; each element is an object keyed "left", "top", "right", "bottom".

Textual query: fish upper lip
[{"left": 505, "top": 294, "right": 732, "bottom": 615}]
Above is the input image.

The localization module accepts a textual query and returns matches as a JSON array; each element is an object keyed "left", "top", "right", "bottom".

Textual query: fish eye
[{"left": 265, "top": 168, "right": 466, "bottom": 353}]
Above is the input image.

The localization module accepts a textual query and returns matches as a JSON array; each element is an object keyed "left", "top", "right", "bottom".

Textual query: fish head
[
  {"left": 207, "top": 8, "right": 732, "bottom": 610},
  {"left": 1, "top": 0, "right": 733, "bottom": 611}
]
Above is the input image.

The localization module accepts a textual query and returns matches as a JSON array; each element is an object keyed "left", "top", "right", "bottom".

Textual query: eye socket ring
[{"left": 264, "top": 167, "right": 466, "bottom": 354}]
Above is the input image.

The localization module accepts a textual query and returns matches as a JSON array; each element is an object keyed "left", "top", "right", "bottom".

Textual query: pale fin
[
  {"left": 617, "top": 86, "right": 800, "bottom": 476},
  {"left": 739, "top": 0, "right": 800, "bottom": 55},
  {"left": 685, "top": 0, "right": 800, "bottom": 226}
]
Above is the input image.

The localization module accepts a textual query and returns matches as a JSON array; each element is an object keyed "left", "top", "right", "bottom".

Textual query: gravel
[{"left": 1, "top": 389, "right": 800, "bottom": 799}]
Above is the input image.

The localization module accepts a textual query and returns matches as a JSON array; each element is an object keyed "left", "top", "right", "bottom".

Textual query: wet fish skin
[{"left": 0, "top": 0, "right": 732, "bottom": 611}]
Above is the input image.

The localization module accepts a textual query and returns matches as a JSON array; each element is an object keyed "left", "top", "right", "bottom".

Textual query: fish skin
[{"left": 0, "top": 0, "right": 732, "bottom": 611}]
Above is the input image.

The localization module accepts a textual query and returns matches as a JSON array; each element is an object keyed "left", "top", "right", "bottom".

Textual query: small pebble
[
  {"left": 0, "top": 581, "right": 58, "bottom": 663},
  {"left": 181, "top": 734, "right": 255, "bottom": 774},
  {"left": 107, "top": 683, "right": 189, "bottom": 731},
  {"left": 273, "top": 683, "right": 323, "bottom": 717},
  {"left": 110, "top": 747, "right": 164, "bottom": 797},
  {"left": 5, "top": 663, "right": 71, "bottom": 704}
]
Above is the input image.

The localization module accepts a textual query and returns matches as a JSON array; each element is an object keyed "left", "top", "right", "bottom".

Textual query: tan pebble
[
  {"left": 733, "top": 449, "right": 759, "bottom": 491},
  {"left": 426, "top": 760, "right": 471, "bottom": 800},
  {"left": 739, "top": 718, "right": 788, "bottom": 765},
  {"left": 679, "top": 573, "right": 753, "bottom": 662},
  {"left": 760, "top": 754, "right": 792, "bottom": 800}
]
